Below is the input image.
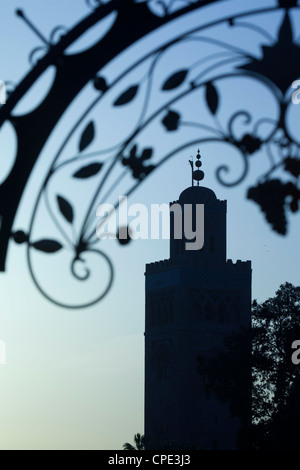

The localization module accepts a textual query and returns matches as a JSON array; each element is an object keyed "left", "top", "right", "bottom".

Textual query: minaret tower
[{"left": 144, "top": 151, "right": 251, "bottom": 449}]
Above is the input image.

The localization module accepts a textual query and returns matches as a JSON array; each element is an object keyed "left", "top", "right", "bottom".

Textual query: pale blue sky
[{"left": 0, "top": 0, "right": 299, "bottom": 450}]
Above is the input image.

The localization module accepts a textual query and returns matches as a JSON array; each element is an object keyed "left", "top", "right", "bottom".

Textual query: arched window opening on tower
[
  {"left": 157, "top": 363, "right": 168, "bottom": 382},
  {"left": 153, "top": 340, "right": 171, "bottom": 382},
  {"left": 158, "top": 302, "right": 164, "bottom": 326},
  {"left": 160, "top": 301, "right": 167, "bottom": 325},
  {"left": 168, "top": 297, "right": 174, "bottom": 323},
  {"left": 149, "top": 300, "right": 155, "bottom": 327}
]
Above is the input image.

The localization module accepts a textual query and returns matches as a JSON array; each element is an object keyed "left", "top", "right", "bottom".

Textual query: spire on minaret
[{"left": 189, "top": 149, "right": 205, "bottom": 187}]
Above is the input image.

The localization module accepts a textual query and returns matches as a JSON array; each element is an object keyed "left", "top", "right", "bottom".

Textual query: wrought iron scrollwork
[{"left": 0, "top": 0, "right": 299, "bottom": 307}]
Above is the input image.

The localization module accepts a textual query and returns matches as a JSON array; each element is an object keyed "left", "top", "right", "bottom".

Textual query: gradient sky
[{"left": 0, "top": 0, "right": 299, "bottom": 450}]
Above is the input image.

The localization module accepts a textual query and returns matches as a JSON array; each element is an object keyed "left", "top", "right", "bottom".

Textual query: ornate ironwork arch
[{"left": 0, "top": 0, "right": 299, "bottom": 308}]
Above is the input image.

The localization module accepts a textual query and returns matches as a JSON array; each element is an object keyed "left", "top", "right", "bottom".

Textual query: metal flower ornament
[{"left": 0, "top": 0, "right": 299, "bottom": 308}]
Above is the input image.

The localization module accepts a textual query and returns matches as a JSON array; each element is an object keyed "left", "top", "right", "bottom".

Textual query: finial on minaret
[{"left": 189, "top": 149, "right": 204, "bottom": 187}]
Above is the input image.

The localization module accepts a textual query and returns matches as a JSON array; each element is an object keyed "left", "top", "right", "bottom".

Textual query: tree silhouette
[
  {"left": 123, "top": 433, "right": 197, "bottom": 450},
  {"left": 123, "top": 433, "right": 147, "bottom": 450},
  {"left": 198, "top": 282, "right": 300, "bottom": 449}
]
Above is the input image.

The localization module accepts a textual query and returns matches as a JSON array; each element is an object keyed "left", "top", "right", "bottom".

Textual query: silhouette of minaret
[{"left": 144, "top": 151, "right": 251, "bottom": 449}]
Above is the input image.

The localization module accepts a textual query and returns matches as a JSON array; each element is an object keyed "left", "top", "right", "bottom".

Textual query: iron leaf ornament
[
  {"left": 0, "top": 0, "right": 299, "bottom": 308},
  {"left": 240, "top": 12, "right": 300, "bottom": 95}
]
